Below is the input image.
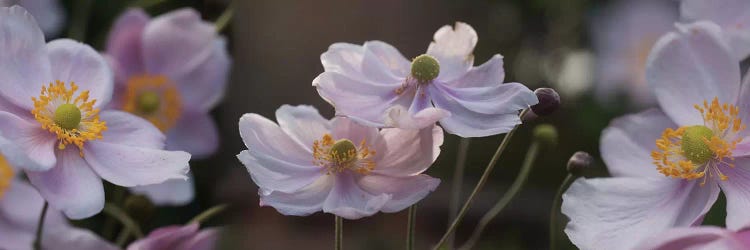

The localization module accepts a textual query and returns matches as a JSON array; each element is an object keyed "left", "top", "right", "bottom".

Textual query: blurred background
[{"left": 53, "top": 0, "right": 729, "bottom": 249}]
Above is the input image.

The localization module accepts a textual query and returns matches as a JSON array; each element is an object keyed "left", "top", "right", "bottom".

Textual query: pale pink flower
[
  {"left": 0, "top": 0, "right": 64, "bottom": 37},
  {"left": 635, "top": 226, "right": 750, "bottom": 250},
  {"left": 127, "top": 224, "right": 219, "bottom": 250},
  {"left": 681, "top": 0, "right": 750, "bottom": 61}
]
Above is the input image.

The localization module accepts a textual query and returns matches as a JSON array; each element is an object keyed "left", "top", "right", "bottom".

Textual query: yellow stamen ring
[{"left": 313, "top": 134, "right": 376, "bottom": 175}]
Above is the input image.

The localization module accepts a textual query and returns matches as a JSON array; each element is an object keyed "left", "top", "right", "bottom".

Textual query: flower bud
[
  {"left": 530, "top": 88, "right": 560, "bottom": 116},
  {"left": 533, "top": 124, "right": 558, "bottom": 147},
  {"left": 567, "top": 151, "right": 593, "bottom": 176},
  {"left": 125, "top": 194, "right": 155, "bottom": 223}
]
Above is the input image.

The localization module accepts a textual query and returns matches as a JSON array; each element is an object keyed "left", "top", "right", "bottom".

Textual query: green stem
[
  {"left": 432, "top": 110, "right": 529, "bottom": 250},
  {"left": 458, "top": 142, "right": 541, "bottom": 250},
  {"left": 407, "top": 205, "right": 417, "bottom": 250},
  {"left": 446, "top": 138, "right": 470, "bottom": 248},
  {"left": 68, "top": 0, "right": 93, "bottom": 41},
  {"left": 103, "top": 187, "right": 127, "bottom": 240},
  {"left": 116, "top": 228, "right": 131, "bottom": 247},
  {"left": 550, "top": 174, "right": 575, "bottom": 250},
  {"left": 130, "top": 0, "right": 170, "bottom": 8},
  {"left": 103, "top": 203, "right": 144, "bottom": 239},
  {"left": 189, "top": 204, "right": 229, "bottom": 225},
  {"left": 214, "top": 1, "right": 235, "bottom": 32},
  {"left": 335, "top": 216, "right": 343, "bottom": 250},
  {"left": 33, "top": 202, "right": 49, "bottom": 250}
]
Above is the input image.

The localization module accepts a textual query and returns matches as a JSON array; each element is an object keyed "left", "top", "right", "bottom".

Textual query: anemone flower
[
  {"left": 635, "top": 226, "right": 750, "bottom": 250},
  {"left": 680, "top": 0, "right": 750, "bottom": 61},
  {"left": 127, "top": 224, "right": 220, "bottom": 250},
  {"left": 0, "top": 6, "right": 190, "bottom": 219},
  {"left": 0, "top": 0, "right": 64, "bottom": 37},
  {"left": 313, "top": 22, "right": 537, "bottom": 137},
  {"left": 563, "top": 21, "right": 750, "bottom": 250},
  {"left": 237, "top": 105, "right": 442, "bottom": 219}
]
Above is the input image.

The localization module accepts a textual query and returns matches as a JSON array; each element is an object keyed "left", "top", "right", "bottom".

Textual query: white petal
[
  {"left": 322, "top": 172, "right": 390, "bottom": 220},
  {"left": 680, "top": 0, "right": 750, "bottom": 60},
  {"left": 372, "top": 125, "right": 443, "bottom": 177},
  {"left": 0, "top": 111, "right": 57, "bottom": 171},
  {"left": 275, "top": 105, "right": 331, "bottom": 150},
  {"left": 356, "top": 174, "right": 440, "bottom": 213},
  {"left": 427, "top": 22, "right": 477, "bottom": 82},
  {"left": 717, "top": 158, "right": 750, "bottom": 230},
  {"left": 600, "top": 109, "right": 675, "bottom": 177},
  {"left": 130, "top": 177, "right": 195, "bottom": 206},
  {"left": 237, "top": 150, "right": 322, "bottom": 194},
  {"left": 259, "top": 174, "right": 334, "bottom": 217},
  {"left": 83, "top": 141, "right": 190, "bottom": 187},
  {"left": 47, "top": 39, "right": 114, "bottom": 108}
]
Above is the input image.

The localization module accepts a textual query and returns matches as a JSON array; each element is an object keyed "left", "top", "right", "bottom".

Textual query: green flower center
[
  {"left": 410, "top": 54, "right": 440, "bottom": 82},
  {"left": 681, "top": 125, "right": 714, "bottom": 165},
  {"left": 136, "top": 91, "right": 161, "bottom": 114},
  {"left": 330, "top": 139, "right": 357, "bottom": 164},
  {"left": 54, "top": 103, "right": 82, "bottom": 130}
]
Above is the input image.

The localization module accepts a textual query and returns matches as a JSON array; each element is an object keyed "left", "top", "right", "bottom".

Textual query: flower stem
[
  {"left": 458, "top": 142, "right": 541, "bottom": 250},
  {"left": 103, "top": 187, "right": 127, "bottom": 240},
  {"left": 406, "top": 205, "right": 418, "bottom": 250},
  {"left": 116, "top": 228, "right": 131, "bottom": 247},
  {"left": 68, "top": 0, "right": 93, "bottom": 41},
  {"left": 103, "top": 203, "right": 144, "bottom": 239},
  {"left": 215, "top": 0, "right": 235, "bottom": 32},
  {"left": 130, "top": 0, "right": 170, "bottom": 8},
  {"left": 447, "top": 138, "right": 470, "bottom": 247},
  {"left": 432, "top": 109, "right": 528, "bottom": 250},
  {"left": 335, "top": 216, "right": 343, "bottom": 250},
  {"left": 550, "top": 174, "right": 575, "bottom": 250},
  {"left": 33, "top": 202, "right": 49, "bottom": 250},
  {"left": 189, "top": 204, "right": 229, "bottom": 225}
]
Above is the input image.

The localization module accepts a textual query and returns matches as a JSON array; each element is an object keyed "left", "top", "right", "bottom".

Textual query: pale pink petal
[
  {"left": 600, "top": 109, "right": 675, "bottom": 178},
  {"left": 646, "top": 21, "right": 740, "bottom": 126},
  {"left": 44, "top": 228, "right": 119, "bottom": 250},
  {"left": 99, "top": 110, "right": 164, "bottom": 149},
  {"left": 26, "top": 148, "right": 105, "bottom": 219},
  {"left": 319, "top": 43, "right": 366, "bottom": 78},
  {"left": 383, "top": 105, "right": 449, "bottom": 130},
  {"left": 322, "top": 172, "right": 390, "bottom": 220},
  {"left": 426, "top": 22, "right": 477, "bottom": 82},
  {"left": 166, "top": 112, "right": 219, "bottom": 158},
  {"left": 717, "top": 158, "right": 750, "bottom": 230},
  {"left": 330, "top": 117, "right": 380, "bottom": 147},
  {"left": 130, "top": 177, "right": 195, "bottom": 206},
  {"left": 680, "top": 0, "right": 750, "bottom": 60},
  {"left": 174, "top": 228, "right": 219, "bottom": 250},
  {"left": 106, "top": 8, "right": 149, "bottom": 84},
  {"left": 259, "top": 174, "right": 334, "bottom": 216},
  {"left": 13, "top": 0, "right": 64, "bottom": 37},
  {"left": 47, "top": 39, "right": 114, "bottom": 108},
  {"left": 0, "top": 179, "right": 67, "bottom": 232},
  {"left": 127, "top": 224, "right": 199, "bottom": 250},
  {"left": 237, "top": 150, "right": 321, "bottom": 194},
  {"left": 634, "top": 226, "right": 740, "bottom": 250},
  {"left": 360, "top": 41, "right": 410, "bottom": 80},
  {"left": 734, "top": 69, "right": 750, "bottom": 138},
  {"left": 83, "top": 141, "right": 190, "bottom": 187},
  {"left": 434, "top": 80, "right": 537, "bottom": 115},
  {"left": 372, "top": 125, "right": 443, "bottom": 177},
  {"left": 562, "top": 177, "right": 720, "bottom": 250},
  {"left": 446, "top": 54, "right": 505, "bottom": 88},
  {"left": 238, "top": 113, "right": 315, "bottom": 165},
  {"left": 356, "top": 174, "right": 439, "bottom": 213},
  {"left": 0, "top": 6, "right": 52, "bottom": 110},
  {"left": 172, "top": 37, "right": 231, "bottom": 112},
  {"left": 275, "top": 105, "right": 331, "bottom": 150},
  {"left": 0, "top": 111, "right": 57, "bottom": 171}
]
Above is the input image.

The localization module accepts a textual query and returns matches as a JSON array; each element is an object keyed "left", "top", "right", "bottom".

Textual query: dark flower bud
[
  {"left": 530, "top": 88, "right": 560, "bottom": 116},
  {"left": 567, "top": 151, "right": 593, "bottom": 176}
]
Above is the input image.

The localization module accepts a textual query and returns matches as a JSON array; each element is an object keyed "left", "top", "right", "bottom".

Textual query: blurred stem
[
  {"left": 447, "top": 137, "right": 470, "bottom": 248},
  {"left": 335, "top": 216, "right": 343, "bottom": 250},
  {"left": 406, "top": 205, "right": 417, "bottom": 250},
  {"left": 550, "top": 174, "right": 576, "bottom": 250},
  {"left": 68, "top": 0, "right": 93, "bottom": 41},
  {"left": 33, "top": 202, "right": 49, "bottom": 250},
  {"left": 131, "top": 0, "right": 169, "bottom": 8},
  {"left": 189, "top": 204, "right": 229, "bottom": 225},
  {"left": 432, "top": 109, "right": 529, "bottom": 250},
  {"left": 215, "top": 0, "right": 235, "bottom": 32},
  {"left": 103, "top": 203, "right": 144, "bottom": 239},
  {"left": 103, "top": 187, "right": 127, "bottom": 240},
  {"left": 458, "top": 142, "right": 541, "bottom": 250},
  {"left": 116, "top": 228, "right": 131, "bottom": 247}
]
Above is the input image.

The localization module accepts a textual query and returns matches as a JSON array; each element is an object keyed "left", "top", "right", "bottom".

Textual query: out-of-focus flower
[
  {"left": 105, "top": 8, "right": 230, "bottom": 205},
  {"left": 127, "top": 224, "right": 220, "bottom": 250},
  {"left": 0, "top": 0, "right": 64, "bottom": 37},
  {"left": 563, "top": 22, "right": 750, "bottom": 250},
  {"left": 591, "top": 0, "right": 678, "bottom": 107},
  {"left": 680, "top": 0, "right": 750, "bottom": 61},
  {"left": 237, "top": 105, "right": 442, "bottom": 220},
  {"left": 313, "top": 22, "right": 537, "bottom": 137},
  {"left": 0, "top": 6, "right": 190, "bottom": 219},
  {"left": 550, "top": 50, "right": 594, "bottom": 99},
  {"left": 635, "top": 226, "right": 750, "bottom": 250}
]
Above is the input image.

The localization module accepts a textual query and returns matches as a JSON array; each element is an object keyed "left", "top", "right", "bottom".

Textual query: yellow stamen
[
  {"left": 0, "top": 156, "right": 12, "bottom": 199},
  {"left": 312, "top": 134, "right": 376, "bottom": 175},
  {"left": 122, "top": 74, "right": 182, "bottom": 131},
  {"left": 31, "top": 81, "right": 106, "bottom": 155}
]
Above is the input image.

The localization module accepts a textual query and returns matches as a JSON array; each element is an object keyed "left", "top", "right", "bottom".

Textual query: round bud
[
  {"left": 530, "top": 88, "right": 561, "bottom": 116},
  {"left": 410, "top": 54, "right": 440, "bottom": 82},
  {"left": 533, "top": 124, "right": 558, "bottom": 147},
  {"left": 567, "top": 151, "right": 593, "bottom": 176},
  {"left": 54, "top": 103, "right": 82, "bottom": 130},
  {"left": 125, "top": 195, "right": 155, "bottom": 223}
]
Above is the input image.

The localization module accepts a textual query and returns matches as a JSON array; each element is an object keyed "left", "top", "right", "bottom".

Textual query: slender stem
[
  {"left": 103, "top": 203, "right": 145, "bottom": 238},
  {"left": 432, "top": 110, "right": 529, "bottom": 250},
  {"left": 68, "top": 0, "right": 93, "bottom": 41},
  {"left": 335, "top": 216, "right": 343, "bottom": 250},
  {"left": 550, "top": 174, "right": 576, "bottom": 250},
  {"left": 458, "top": 142, "right": 541, "bottom": 250},
  {"left": 103, "top": 187, "right": 127, "bottom": 240},
  {"left": 189, "top": 204, "right": 229, "bottom": 225},
  {"left": 116, "top": 228, "right": 131, "bottom": 247},
  {"left": 406, "top": 205, "right": 418, "bottom": 250},
  {"left": 447, "top": 138, "right": 471, "bottom": 248},
  {"left": 214, "top": 0, "right": 235, "bottom": 32},
  {"left": 130, "top": 0, "right": 170, "bottom": 8},
  {"left": 33, "top": 202, "right": 49, "bottom": 250}
]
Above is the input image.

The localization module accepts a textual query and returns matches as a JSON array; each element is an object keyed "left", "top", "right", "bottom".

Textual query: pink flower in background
[
  {"left": 237, "top": 105, "right": 442, "bottom": 219},
  {"left": 105, "top": 8, "right": 231, "bottom": 205},
  {"left": 590, "top": 0, "right": 678, "bottom": 107},
  {"left": 313, "top": 22, "right": 537, "bottom": 137},
  {"left": 563, "top": 22, "right": 750, "bottom": 250},
  {"left": 127, "top": 224, "right": 219, "bottom": 250},
  {"left": 0, "top": 6, "right": 190, "bottom": 219},
  {"left": 680, "top": 0, "right": 750, "bottom": 61},
  {"left": 635, "top": 226, "right": 750, "bottom": 250},
  {"left": 0, "top": 0, "right": 64, "bottom": 37}
]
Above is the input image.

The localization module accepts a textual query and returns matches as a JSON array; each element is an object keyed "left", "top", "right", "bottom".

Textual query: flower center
[
  {"left": 122, "top": 74, "right": 182, "bottom": 131},
  {"left": 312, "top": 134, "right": 376, "bottom": 175},
  {"left": 0, "top": 156, "right": 12, "bottom": 199},
  {"left": 410, "top": 54, "right": 440, "bottom": 82},
  {"left": 32, "top": 81, "right": 107, "bottom": 154},
  {"left": 651, "top": 97, "right": 746, "bottom": 185}
]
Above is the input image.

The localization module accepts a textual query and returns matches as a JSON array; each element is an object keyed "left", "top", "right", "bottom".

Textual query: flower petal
[
  {"left": 680, "top": 0, "right": 750, "bottom": 60},
  {"left": 356, "top": 174, "right": 440, "bottom": 213},
  {"left": 717, "top": 158, "right": 750, "bottom": 230},
  {"left": 130, "top": 177, "right": 195, "bottom": 206},
  {"left": 83, "top": 142, "right": 190, "bottom": 187},
  {"left": 634, "top": 226, "right": 739, "bottom": 250},
  {"left": 734, "top": 69, "right": 750, "bottom": 138},
  {"left": 14, "top": 0, "right": 65, "bottom": 37},
  {"left": 383, "top": 105, "right": 449, "bottom": 130},
  {"left": 0, "top": 111, "right": 57, "bottom": 171},
  {"left": 0, "top": 6, "right": 52, "bottom": 110},
  {"left": 330, "top": 117, "right": 380, "bottom": 147},
  {"left": 322, "top": 172, "right": 390, "bottom": 220},
  {"left": 275, "top": 105, "right": 331, "bottom": 150},
  {"left": 166, "top": 112, "right": 219, "bottom": 159},
  {"left": 237, "top": 150, "right": 322, "bottom": 194},
  {"left": 99, "top": 110, "right": 164, "bottom": 149},
  {"left": 446, "top": 54, "right": 505, "bottom": 88},
  {"left": 238, "top": 113, "right": 315, "bottom": 165},
  {"left": 43, "top": 228, "right": 119, "bottom": 250},
  {"left": 562, "top": 177, "right": 720, "bottom": 250},
  {"left": 600, "top": 109, "right": 675, "bottom": 178},
  {"left": 427, "top": 22, "right": 477, "bottom": 82},
  {"left": 434, "top": 80, "right": 537, "bottom": 115},
  {"left": 0, "top": 179, "right": 67, "bottom": 232},
  {"left": 372, "top": 125, "right": 443, "bottom": 177},
  {"left": 172, "top": 37, "right": 231, "bottom": 111},
  {"left": 259, "top": 174, "right": 334, "bottom": 217},
  {"left": 646, "top": 21, "right": 740, "bottom": 126},
  {"left": 26, "top": 148, "right": 105, "bottom": 219},
  {"left": 360, "top": 41, "right": 410, "bottom": 82},
  {"left": 127, "top": 224, "right": 199, "bottom": 250},
  {"left": 106, "top": 8, "right": 149, "bottom": 84},
  {"left": 428, "top": 84, "right": 525, "bottom": 137},
  {"left": 47, "top": 39, "right": 114, "bottom": 108},
  {"left": 174, "top": 228, "right": 220, "bottom": 250}
]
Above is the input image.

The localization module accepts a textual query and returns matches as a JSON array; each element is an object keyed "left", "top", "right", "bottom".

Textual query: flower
[
  {"left": 313, "top": 22, "right": 537, "bottom": 138},
  {"left": 0, "top": 6, "right": 190, "bottom": 219},
  {"left": 680, "top": 0, "right": 750, "bottom": 61},
  {"left": 590, "top": 0, "right": 678, "bottom": 107},
  {"left": 104, "top": 8, "right": 230, "bottom": 205},
  {"left": 127, "top": 224, "right": 220, "bottom": 250},
  {"left": 635, "top": 226, "right": 750, "bottom": 250},
  {"left": 562, "top": 21, "right": 750, "bottom": 250},
  {"left": 237, "top": 105, "right": 442, "bottom": 219},
  {"left": 0, "top": 0, "right": 65, "bottom": 37}
]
